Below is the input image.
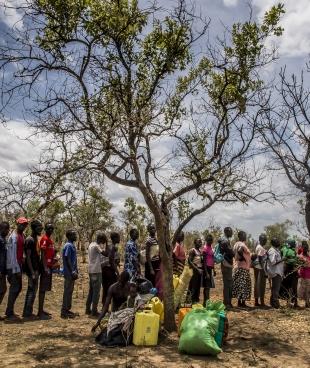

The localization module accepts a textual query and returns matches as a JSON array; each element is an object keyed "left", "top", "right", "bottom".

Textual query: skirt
[
  {"left": 298, "top": 278, "right": 310, "bottom": 301},
  {"left": 232, "top": 268, "right": 251, "bottom": 300}
]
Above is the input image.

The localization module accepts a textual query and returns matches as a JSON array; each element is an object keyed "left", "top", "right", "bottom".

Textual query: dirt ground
[{"left": 0, "top": 263, "right": 309, "bottom": 368}]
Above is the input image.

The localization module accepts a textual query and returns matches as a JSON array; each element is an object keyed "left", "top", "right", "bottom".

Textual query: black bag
[
  {"left": 131, "top": 276, "right": 153, "bottom": 294},
  {"left": 95, "top": 326, "right": 132, "bottom": 347}
]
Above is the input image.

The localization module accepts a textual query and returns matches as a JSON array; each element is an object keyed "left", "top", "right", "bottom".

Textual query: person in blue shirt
[
  {"left": 61, "top": 229, "right": 79, "bottom": 319},
  {"left": 124, "top": 229, "right": 140, "bottom": 278}
]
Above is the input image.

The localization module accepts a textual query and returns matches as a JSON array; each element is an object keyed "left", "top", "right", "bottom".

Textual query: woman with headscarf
[{"left": 232, "top": 231, "right": 252, "bottom": 308}]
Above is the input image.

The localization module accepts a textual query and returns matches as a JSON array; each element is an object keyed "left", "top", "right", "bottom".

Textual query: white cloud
[
  {"left": 0, "top": 120, "right": 304, "bottom": 239},
  {"left": 0, "top": 121, "right": 41, "bottom": 174},
  {"left": 223, "top": 0, "right": 239, "bottom": 7},
  {"left": 0, "top": 0, "right": 24, "bottom": 29},
  {"left": 253, "top": 0, "right": 310, "bottom": 58},
  {"left": 191, "top": 193, "right": 300, "bottom": 239}
]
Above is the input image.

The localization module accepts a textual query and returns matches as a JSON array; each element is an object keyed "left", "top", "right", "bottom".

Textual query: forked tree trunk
[
  {"left": 305, "top": 192, "right": 310, "bottom": 236},
  {"left": 156, "top": 212, "right": 176, "bottom": 332}
]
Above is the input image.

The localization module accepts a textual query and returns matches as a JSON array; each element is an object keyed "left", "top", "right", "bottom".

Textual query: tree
[
  {"left": 260, "top": 67, "right": 310, "bottom": 236},
  {"left": 0, "top": 0, "right": 284, "bottom": 330},
  {"left": 183, "top": 230, "right": 201, "bottom": 250},
  {"left": 120, "top": 197, "right": 150, "bottom": 243},
  {"left": 203, "top": 223, "right": 222, "bottom": 244},
  {"left": 25, "top": 198, "right": 68, "bottom": 246},
  {"left": 68, "top": 186, "right": 113, "bottom": 262},
  {"left": 264, "top": 220, "right": 292, "bottom": 245},
  {"left": 0, "top": 172, "right": 113, "bottom": 248}
]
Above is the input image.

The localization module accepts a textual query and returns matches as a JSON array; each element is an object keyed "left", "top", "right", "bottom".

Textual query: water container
[
  {"left": 192, "top": 303, "right": 204, "bottom": 309},
  {"left": 133, "top": 310, "right": 160, "bottom": 346},
  {"left": 178, "top": 307, "right": 192, "bottom": 335},
  {"left": 150, "top": 297, "right": 164, "bottom": 321},
  {"left": 173, "top": 275, "right": 180, "bottom": 289},
  {"left": 144, "top": 303, "right": 154, "bottom": 312}
]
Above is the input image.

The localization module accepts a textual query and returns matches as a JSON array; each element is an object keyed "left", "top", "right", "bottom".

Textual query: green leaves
[
  {"left": 261, "top": 3, "right": 285, "bottom": 37},
  {"left": 140, "top": 16, "right": 191, "bottom": 75},
  {"left": 120, "top": 197, "right": 150, "bottom": 241},
  {"left": 35, "top": 0, "right": 89, "bottom": 51},
  {"left": 203, "top": 3, "right": 284, "bottom": 114},
  {"left": 86, "top": 0, "right": 148, "bottom": 43},
  {"left": 35, "top": 0, "right": 148, "bottom": 52}
]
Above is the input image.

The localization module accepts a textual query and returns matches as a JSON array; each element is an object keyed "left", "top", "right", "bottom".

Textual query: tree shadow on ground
[
  {"left": 225, "top": 329, "right": 310, "bottom": 367},
  {"left": 23, "top": 322, "right": 310, "bottom": 368}
]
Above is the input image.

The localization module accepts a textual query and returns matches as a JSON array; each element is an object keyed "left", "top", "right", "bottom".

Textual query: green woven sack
[
  {"left": 205, "top": 300, "right": 226, "bottom": 313},
  {"left": 178, "top": 308, "right": 222, "bottom": 356}
]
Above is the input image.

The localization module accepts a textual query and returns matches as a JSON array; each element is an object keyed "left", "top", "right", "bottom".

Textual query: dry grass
[{"left": 0, "top": 263, "right": 309, "bottom": 368}]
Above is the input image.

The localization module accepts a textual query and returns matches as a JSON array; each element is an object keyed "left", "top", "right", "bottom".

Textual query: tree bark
[
  {"left": 305, "top": 192, "right": 310, "bottom": 237},
  {"left": 155, "top": 209, "right": 176, "bottom": 332}
]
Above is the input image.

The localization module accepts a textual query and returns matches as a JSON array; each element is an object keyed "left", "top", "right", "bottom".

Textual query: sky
[{"left": 0, "top": 0, "right": 309, "bottom": 239}]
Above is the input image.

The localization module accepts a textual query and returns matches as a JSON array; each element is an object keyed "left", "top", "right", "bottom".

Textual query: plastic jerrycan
[
  {"left": 133, "top": 310, "right": 160, "bottom": 346},
  {"left": 192, "top": 303, "right": 204, "bottom": 309},
  {"left": 144, "top": 303, "right": 154, "bottom": 312},
  {"left": 173, "top": 275, "right": 180, "bottom": 289},
  {"left": 150, "top": 297, "right": 164, "bottom": 321},
  {"left": 178, "top": 307, "right": 192, "bottom": 335}
]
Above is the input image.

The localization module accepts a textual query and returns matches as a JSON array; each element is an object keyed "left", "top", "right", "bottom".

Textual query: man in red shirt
[{"left": 38, "top": 223, "right": 55, "bottom": 319}]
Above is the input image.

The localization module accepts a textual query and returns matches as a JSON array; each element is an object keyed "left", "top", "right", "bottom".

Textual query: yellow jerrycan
[
  {"left": 150, "top": 297, "right": 164, "bottom": 322},
  {"left": 173, "top": 275, "right": 180, "bottom": 290},
  {"left": 133, "top": 310, "right": 160, "bottom": 346},
  {"left": 143, "top": 303, "right": 154, "bottom": 312},
  {"left": 192, "top": 303, "right": 204, "bottom": 309}
]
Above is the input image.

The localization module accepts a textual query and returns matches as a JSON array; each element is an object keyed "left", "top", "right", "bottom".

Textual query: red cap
[{"left": 16, "top": 217, "right": 29, "bottom": 224}]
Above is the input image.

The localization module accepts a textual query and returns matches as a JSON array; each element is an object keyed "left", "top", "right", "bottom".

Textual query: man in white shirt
[
  {"left": 254, "top": 234, "right": 267, "bottom": 307},
  {"left": 86, "top": 232, "right": 107, "bottom": 316},
  {"left": 266, "top": 238, "right": 284, "bottom": 309}
]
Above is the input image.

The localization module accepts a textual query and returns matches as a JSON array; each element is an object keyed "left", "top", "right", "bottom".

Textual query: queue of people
[
  {"left": 181, "top": 227, "right": 310, "bottom": 310},
  {"left": 0, "top": 218, "right": 310, "bottom": 325},
  {"left": 0, "top": 218, "right": 59, "bottom": 320}
]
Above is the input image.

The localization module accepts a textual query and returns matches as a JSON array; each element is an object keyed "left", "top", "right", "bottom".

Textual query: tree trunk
[
  {"left": 156, "top": 212, "right": 176, "bottom": 332},
  {"left": 305, "top": 192, "right": 310, "bottom": 236},
  {"left": 80, "top": 236, "right": 87, "bottom": 263}
]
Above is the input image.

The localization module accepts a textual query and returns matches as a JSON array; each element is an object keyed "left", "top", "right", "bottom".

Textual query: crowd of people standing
[
  {"left": 177, "top": 227, "right": 310, "bottom": 310},
  {"left": 0, "top": 218, "right": 310, "bottom": 324}
]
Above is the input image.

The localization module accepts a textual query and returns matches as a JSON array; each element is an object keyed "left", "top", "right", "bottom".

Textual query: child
[
  {"left": 126, "top": 283, "right": 144, "bottom": 310},
  {"left": 298, "top": 241, "right": 310, "bottom": 308}
]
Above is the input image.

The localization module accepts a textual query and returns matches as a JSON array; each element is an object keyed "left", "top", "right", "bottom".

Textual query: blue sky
[{"left": 0, "top": 0, "right": 309, "bottom": 238}]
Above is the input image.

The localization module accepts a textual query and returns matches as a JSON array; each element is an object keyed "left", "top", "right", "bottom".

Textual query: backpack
[{"left": 214, "top": 244, "right": 224, "bottom": 264}]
